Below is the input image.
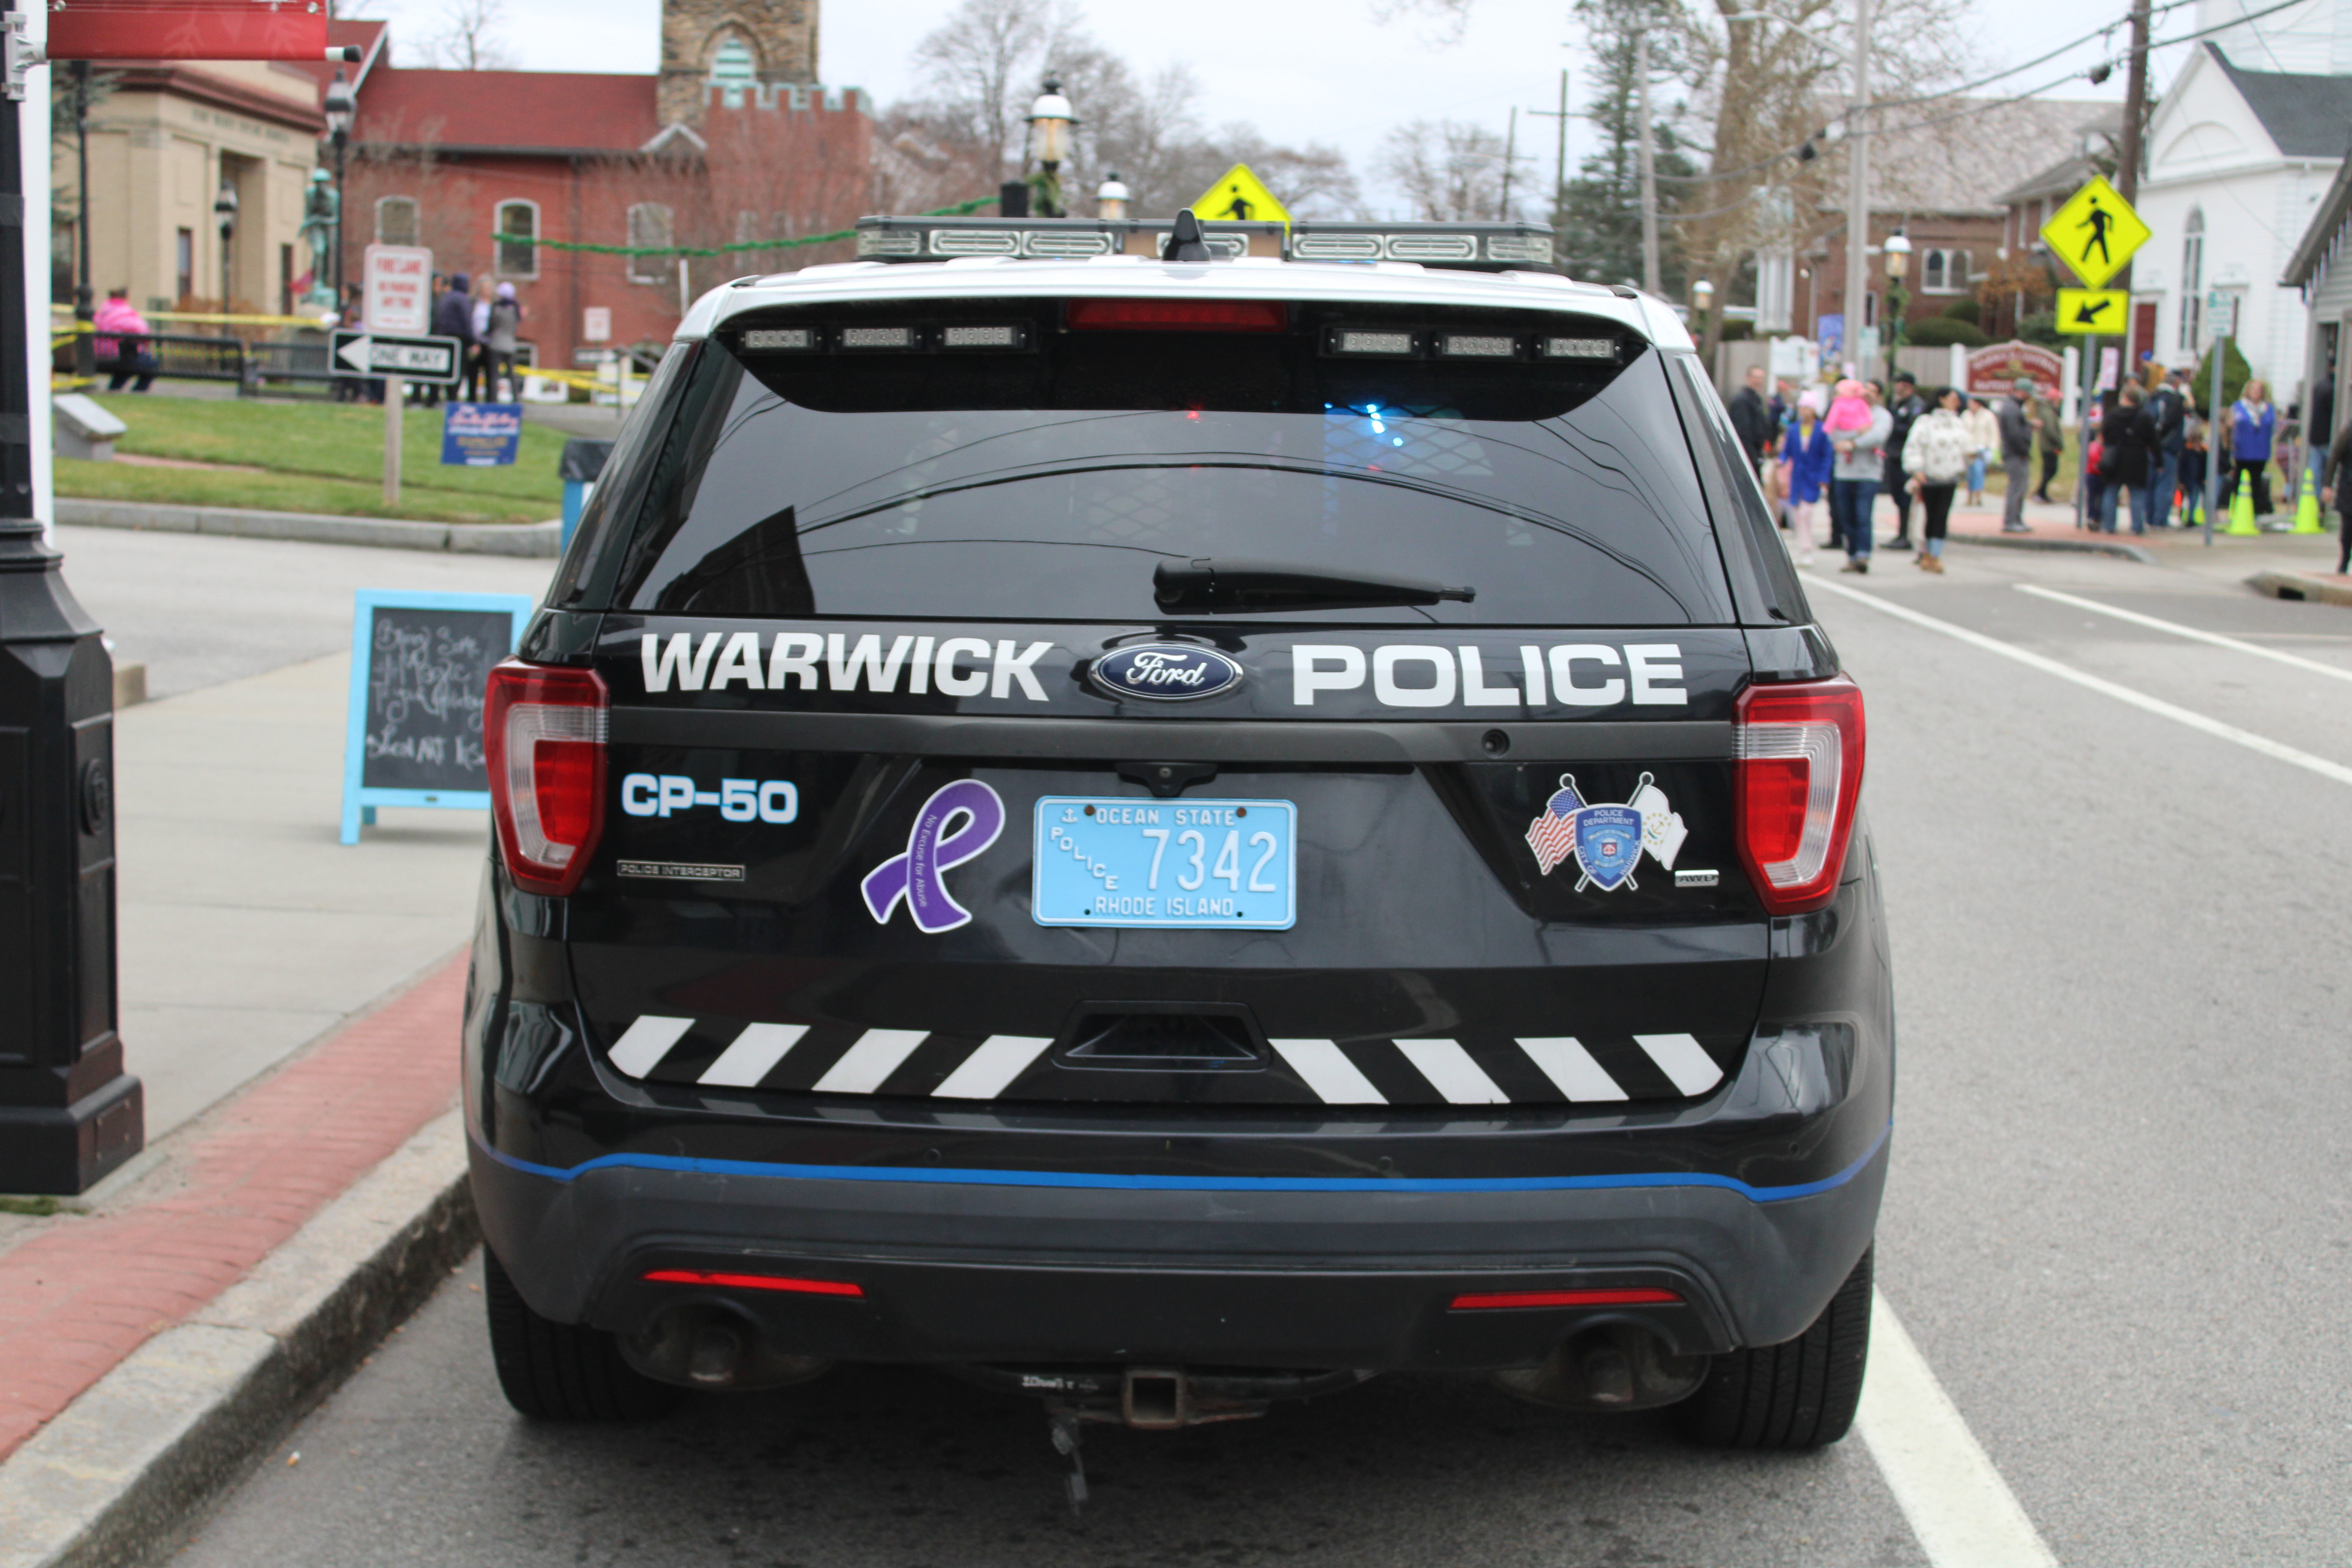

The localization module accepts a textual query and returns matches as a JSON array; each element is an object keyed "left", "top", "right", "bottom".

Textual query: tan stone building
[{"left": 56, "top": 60, "right": 326, "bottom": 314}]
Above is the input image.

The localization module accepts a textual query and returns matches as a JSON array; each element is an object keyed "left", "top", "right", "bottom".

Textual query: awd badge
[
  {"left": 1090, "top": 642, "right": 1243, "bottom": 702},
  {"left": 1526, "top": 772, "right": 1688, "bottom": 892}
]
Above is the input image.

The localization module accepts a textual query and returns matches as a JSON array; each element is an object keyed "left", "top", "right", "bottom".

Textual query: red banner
[{"left": 47, "top": 1, "right": 328, "bottom": 61}]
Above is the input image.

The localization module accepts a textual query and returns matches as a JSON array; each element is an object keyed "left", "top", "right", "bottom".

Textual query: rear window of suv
[{"left": 608, "top": 299, "right": 1735, "bottom": 626}]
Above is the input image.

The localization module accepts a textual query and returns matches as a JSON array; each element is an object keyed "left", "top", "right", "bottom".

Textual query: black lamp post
[
  {"left": 323, "top": 69, "right": 353, "bottom": 302},
  {"left": 213, "top": 175, "right": 237, "bottom": 328},
  {"left": 1, "top": 29, "right": 144, "bottom": 1193}
]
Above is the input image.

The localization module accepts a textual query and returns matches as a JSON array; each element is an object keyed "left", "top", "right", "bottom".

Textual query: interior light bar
[
  {"left": 838, "top": 325, "right": 915, "bottom": 350},
  {"left": 939, "top": 322, "right": 1032, "bottom": 350},
  {"left": 1325, "top": 327, "right": 1419, "bottom": 357},
  {"left": 1439, "top": 332, "right": 1519, "bottom": 359},
  {"left": 1543, "top": 336, "right": 1619, "bottom": 360},
  {"left": 739, "top": 327, "right": 815, "bottom": 352}
]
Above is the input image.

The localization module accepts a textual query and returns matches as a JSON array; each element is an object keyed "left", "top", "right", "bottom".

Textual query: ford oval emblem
[{"left": 1091, "top": 643, "right": 1244, "bottom": 702}]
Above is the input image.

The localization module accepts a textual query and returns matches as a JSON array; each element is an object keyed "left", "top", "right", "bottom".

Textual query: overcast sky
[{"left": 361, "top": 0, "right": 2198, "bottom": 214}]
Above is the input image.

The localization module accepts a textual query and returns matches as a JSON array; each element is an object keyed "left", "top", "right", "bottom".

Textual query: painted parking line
[
  {"left": 2016, "top": 583, "right": 2352, "bottom": 683},
  {"left": 1808, "top": 576, "right": 2352, "bottom": 789},
  {"left": 1859, "top": 1292, "right": 2060, "bottom": 1568}
]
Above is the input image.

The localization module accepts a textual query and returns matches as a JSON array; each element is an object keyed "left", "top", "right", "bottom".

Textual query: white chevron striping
[
  {"left": 933, "top": 1036, "right": 1054, "bottom": 1099},
  {"left": 811, "top": 1029, "right": 930, "bottom": 1094},
  {"left": 1269, "top": 1039, "right": 1387, "bottom": 1104},
  {"left": 697, "top": 1022, "right": 809, "bottom": 1087},
  {"left": 1634, "top": 1032, "right": 1724, "bottom": 1095},
  {"left": 1395, "top": 1039, "right": 1509, "bottom": 1103},
  {"left": 1516, "top": 1037, "right": 1628, "bottom": 1102},
  {"left": 607, "top": 1015, "right": 695, "bottom": 1079}
]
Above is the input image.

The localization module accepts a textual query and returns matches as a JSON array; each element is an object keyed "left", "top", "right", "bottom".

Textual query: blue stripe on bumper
[{"left": 472, "top": 1119, "right": 1889, "bottom": 1205}]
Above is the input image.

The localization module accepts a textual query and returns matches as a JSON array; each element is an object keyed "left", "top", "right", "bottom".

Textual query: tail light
[
  {"left": 1734, "top": 676, "right": 1865, "bottom": 915},
  {"left": 485, "top": 661, "right": 608, "bottom": 895}
]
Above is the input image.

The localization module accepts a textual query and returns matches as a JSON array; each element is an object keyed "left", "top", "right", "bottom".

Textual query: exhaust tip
[{"left": 621, "top": 1303, "right": 833, "bottom": 1392}]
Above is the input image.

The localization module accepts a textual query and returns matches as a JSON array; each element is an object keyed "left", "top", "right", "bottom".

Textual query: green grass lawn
[{"left": 57, "top": 394, "right": 567, "bottom": 524}]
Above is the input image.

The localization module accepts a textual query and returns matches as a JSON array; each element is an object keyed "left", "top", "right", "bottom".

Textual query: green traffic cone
[
  {"left": 2225, "top": 472, "right": 2260, "bottom": 535},
  {"left": 2292, "top": 480, "right": 2324, "bottom": 533}
]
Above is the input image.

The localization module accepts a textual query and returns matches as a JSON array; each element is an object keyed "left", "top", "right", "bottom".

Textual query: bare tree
[
  {"left": 1379, "top": 120, "right": 1510, "bottom": 221},
  {"left": 416, "top": 0, "right": 518, "bottom": 71},
  {"left": 908, "top": 0, "right": 1064, "bottom": 178}
]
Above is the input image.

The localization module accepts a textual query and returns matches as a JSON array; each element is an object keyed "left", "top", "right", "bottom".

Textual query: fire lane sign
[{"left": 332, "top": 330, "right": 463, "bottom": 385}]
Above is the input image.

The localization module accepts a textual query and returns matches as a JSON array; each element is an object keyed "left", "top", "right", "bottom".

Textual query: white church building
[{"left": 2132, "top": 5, "right": 2352, "bottom": 407}]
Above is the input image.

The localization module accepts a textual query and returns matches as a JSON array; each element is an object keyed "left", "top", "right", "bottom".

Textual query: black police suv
[{"left": 465, "top": 214, "right": 1889, "bottom": 1451}]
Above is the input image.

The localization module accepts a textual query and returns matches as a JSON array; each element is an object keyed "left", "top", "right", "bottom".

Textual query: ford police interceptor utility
[{"left": 466, "top": 209, "right": 1889, "bottom": 1458}]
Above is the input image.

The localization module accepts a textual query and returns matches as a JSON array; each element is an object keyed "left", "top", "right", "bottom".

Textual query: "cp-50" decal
[{"left": 620, "top": 774, "right": 799, "bottom": 822}]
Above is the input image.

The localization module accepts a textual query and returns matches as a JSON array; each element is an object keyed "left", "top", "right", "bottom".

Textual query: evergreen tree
[{"left": 1554, "top": 0, "right": 1695, "bottom": 292}]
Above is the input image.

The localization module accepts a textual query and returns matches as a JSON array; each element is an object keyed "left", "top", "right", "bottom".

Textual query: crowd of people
[
  {"left": 1723, "top": 359, "right": 2352, "bottom": 575},
  {"left": 327, "top": 271, "right": 525, "bottom": 407}
]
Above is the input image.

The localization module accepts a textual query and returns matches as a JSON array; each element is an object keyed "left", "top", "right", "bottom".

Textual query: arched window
[
  {"left": 1922, "top": 250, "right": 1947, "bottom": 292},
  {"left": 628, "top": 203, "right": 674, "bottom": 283},
  {"left": 709, "top": 33, "right": 757, "bottom": 107},
  {"left": 2180, "top": 207, "right": 2205, "bottom": 350},
  {"left": 495, "top": 200, "right": 538, "bottom": 278},
  {"left": 375, "top": 196, "right": 419, "bottom": 247},
  {"left": 1947, "top": 250, "right": 1971, "bottom": 290}
]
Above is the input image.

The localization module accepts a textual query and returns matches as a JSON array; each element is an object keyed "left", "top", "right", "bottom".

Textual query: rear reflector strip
[
  {"left": 1067, "top": 298, "right": 1287, "bottom": 332},
  {"left": 1450, "top": 1287, "right": 1682, "bottom": 1310},
  {"left": 642, "top": 1269, "right": 865, "bottom": 1298}
]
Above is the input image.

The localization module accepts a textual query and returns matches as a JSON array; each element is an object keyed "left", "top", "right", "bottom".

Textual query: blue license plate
[{"left": 1032, "top": 797, "right": 1297, "bottom": 929}]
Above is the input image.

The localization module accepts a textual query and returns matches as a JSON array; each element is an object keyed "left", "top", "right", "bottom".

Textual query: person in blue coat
[
  {"left": 2227, "top": 378, "right": 2277, "bottom": 517},
  {"left": 1779, "top": 394, "right": 1833, "bottom": 565}
]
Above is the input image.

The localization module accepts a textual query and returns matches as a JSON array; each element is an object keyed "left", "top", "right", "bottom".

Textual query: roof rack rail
[{"left": 853, "top": 214, "right": 1562, "bottom": 274}]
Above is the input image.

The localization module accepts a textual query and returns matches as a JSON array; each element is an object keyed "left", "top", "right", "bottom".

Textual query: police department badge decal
[{"left": 1525, "top": 772, "right": 1688, "bottom": 892}]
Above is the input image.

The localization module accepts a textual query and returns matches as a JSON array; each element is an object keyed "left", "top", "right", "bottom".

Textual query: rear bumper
[{"left": 470, "top": 1126, "right": 1887, "bottom": 1367}]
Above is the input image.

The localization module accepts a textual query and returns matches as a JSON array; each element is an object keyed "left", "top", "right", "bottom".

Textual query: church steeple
[{"left": 658, "top": 0, "right": 819, "bottom": 126}]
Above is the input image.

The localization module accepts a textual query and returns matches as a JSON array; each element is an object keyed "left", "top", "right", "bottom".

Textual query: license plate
[{"left": 1033, "top": 797, "right": 1297, "bottom": 929}]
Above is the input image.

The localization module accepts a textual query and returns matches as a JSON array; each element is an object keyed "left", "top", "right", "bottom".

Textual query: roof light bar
[{"left": 852, "top": 215, "right": 1563, "bottom": 274}]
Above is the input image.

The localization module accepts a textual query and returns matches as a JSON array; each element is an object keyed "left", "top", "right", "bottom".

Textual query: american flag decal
[{"left": 1526, "top": 805, "right": 1579, "bottom": 876}]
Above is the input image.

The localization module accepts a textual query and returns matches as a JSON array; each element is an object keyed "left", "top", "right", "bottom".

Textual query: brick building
[{"left": 296, "top": 0, "right": 871, "bottom": 373}]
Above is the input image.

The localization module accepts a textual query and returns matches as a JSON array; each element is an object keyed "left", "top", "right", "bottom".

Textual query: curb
[
  {"left": 0, "top": 1109, "right": 475, "bottom": 1568},
  {"left": 57, "top": 497, "right": 561, "bottom": 557},
  {"left": 2247, "top": 569, "right": 2352, "bottom": 606},
  {"left": 1945, "top": 531, "right": 2158, "bottom": 564}
]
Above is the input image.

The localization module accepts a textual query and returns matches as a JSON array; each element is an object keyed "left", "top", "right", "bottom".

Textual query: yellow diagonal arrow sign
[{"left": 2055, "top": 288, "right": 2128, "bottom": 335}]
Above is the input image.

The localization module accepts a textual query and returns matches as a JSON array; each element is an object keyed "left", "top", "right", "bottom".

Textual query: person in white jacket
[
  {"left": 1960, "top": 392, "right": 2000, "bottom": 507},
  {"left": 1901, "top": 387, "right": 1974, "bottom": 573}
]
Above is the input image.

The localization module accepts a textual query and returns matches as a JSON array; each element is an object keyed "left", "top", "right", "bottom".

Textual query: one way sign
[{"left": 332, "top": 329, "right": 463, "bottom": 385}]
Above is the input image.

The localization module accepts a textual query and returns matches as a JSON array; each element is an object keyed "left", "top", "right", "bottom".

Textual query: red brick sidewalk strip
[{"left": 0, "top": 953, "right": 465, "bottom": 1463}]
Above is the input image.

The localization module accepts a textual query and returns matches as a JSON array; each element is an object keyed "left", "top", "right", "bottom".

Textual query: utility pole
[
  {"left": 1532, "top": 68, "right": 1568, "bottom": 223},
  {"left": 1498, "top": 105, "right": 1518, "bottom": 221},
  {"left": 2117, "top": 0, "right": 2151, "bottom": 368},
  {"left": 1636, "top": 28, "right": 1660, "bottom": 293},
  {"left": 1842, "top": 0, "right": 1871, "bottom": 375}
]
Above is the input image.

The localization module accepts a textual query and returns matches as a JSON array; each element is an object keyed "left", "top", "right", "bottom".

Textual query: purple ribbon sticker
[{"left": 861, "top": 779, "right": 1006, "bottom": 933}]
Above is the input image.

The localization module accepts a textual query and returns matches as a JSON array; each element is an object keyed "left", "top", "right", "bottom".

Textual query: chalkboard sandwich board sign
[{"left": 340, "top": 589, "right": 536, "bottom": 844}]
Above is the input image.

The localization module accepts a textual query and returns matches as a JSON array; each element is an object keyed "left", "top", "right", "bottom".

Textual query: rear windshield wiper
[{"left": 1153, "top": 557, "right": 1475, "bottom": 614}]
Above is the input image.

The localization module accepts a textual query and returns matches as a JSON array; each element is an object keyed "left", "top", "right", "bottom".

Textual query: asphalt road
[{"left": 161, "top": 535, "right": 2352, "bottom": 1568}]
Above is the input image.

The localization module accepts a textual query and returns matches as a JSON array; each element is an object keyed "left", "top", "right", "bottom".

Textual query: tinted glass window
[{"left": 615, "top": 307, "right": 1733, "bottom": 626}]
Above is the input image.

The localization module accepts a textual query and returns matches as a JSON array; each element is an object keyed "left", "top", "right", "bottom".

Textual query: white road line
[
  {"left": 2016, "top": 583, "right": 2352, "bottom": 683},
  {"left": 1809, "top": 576, "right": 2352, "bottom": 789},
  {"left": 1859, "top": 1290, "right": 2061, "bottom": 1568}
]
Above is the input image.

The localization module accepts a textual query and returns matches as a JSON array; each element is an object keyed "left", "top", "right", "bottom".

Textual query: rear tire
[
  {"left": 483, "top": 1248, "right": 676, "bottom": 1421},
  {"left": 1676, "top": 1245, "right": 1872, "bottom": 1450}
]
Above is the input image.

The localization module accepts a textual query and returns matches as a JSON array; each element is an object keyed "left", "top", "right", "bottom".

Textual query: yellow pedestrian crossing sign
[
  {"left": 2041, "top": 175, "right": 2148, "bottom": 290},
  {"left": 2056, "top": 288, "right": 2128, "bottom": 335},
  {"left": 1192, "top": 163, "right": 1290, "bottom": 226}
]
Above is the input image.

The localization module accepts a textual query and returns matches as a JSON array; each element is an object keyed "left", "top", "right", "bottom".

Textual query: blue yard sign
[
  {"left": 339, "top": 589, "right": 536, "bottom": 844},
  {"left": 441, "top": 401, "right": 524, "bottom": 466}
]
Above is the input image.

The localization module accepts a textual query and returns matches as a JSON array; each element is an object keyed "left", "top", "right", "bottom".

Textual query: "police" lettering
[{"left": 1290, "top": 643, "right": 1685, "bottom": 708}]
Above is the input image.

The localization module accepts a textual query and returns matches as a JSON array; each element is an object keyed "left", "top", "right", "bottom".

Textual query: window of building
[
  {"left": 176, "top": 228, "right": 194, "bottom": 301},
  {"left": 628, "top": 203, "right": 674, "bottom": 283},
  {"left": 2179, "top": 207, "right": 2205, "bottom": 351},
  {"left": 1918, "top": 249, "right": 1971, "bottom": 294},
  {"left": 496, "top": 200, "right": 538, "bottom": 277},
  {"left": 709, "top": 33, "right": 757, "bottom": 107},
  {"left": 376, "top": 196, "right": 420, "bottom": 247}
]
